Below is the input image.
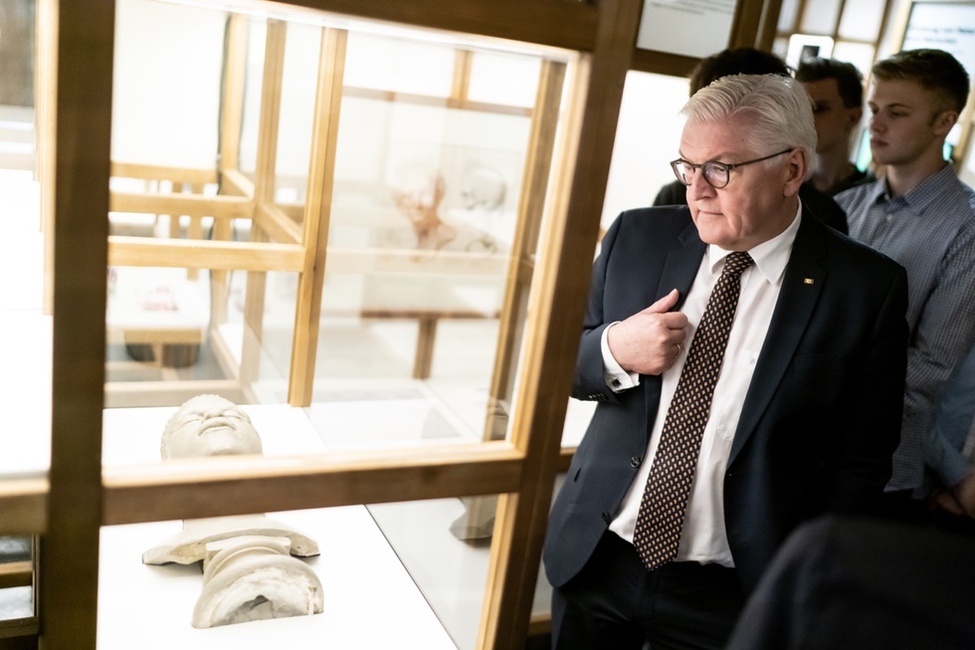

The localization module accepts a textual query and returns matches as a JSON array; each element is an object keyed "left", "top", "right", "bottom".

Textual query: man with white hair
[{"left": 544, "top": 73, "right": 909, "bottom": 649}]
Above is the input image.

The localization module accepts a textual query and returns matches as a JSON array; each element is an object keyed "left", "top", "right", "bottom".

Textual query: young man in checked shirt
[{"left": 836, "top": 48, "right": 975, "bottom": 520}]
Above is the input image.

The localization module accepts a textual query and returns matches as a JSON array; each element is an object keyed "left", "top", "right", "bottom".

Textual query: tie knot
[{"left": 723, "top": 251, "right": 753, "bottom": 278}]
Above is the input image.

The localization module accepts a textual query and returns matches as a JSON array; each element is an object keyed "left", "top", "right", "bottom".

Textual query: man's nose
[{"left": 686, "top": 168, "right": 715, "bottom": 199}]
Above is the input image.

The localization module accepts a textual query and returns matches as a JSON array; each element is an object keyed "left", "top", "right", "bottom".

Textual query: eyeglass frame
[{"left": 669, "top": 148, "right": 794, "bottom": 189}]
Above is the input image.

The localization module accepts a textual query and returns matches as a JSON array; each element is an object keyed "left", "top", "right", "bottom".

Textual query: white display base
[
  {"left": 99, "top": 507, "right": 456, "bottom": 649},
  {"left": 98, "top": 404, "right": 457, "bottom": 649}
]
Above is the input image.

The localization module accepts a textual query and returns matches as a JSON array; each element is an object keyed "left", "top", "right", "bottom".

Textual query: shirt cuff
[{"left": 601, "top": 322, "right": 639, "bottom": 392}]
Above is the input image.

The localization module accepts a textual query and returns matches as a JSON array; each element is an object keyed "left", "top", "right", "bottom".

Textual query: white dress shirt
[{"left": 604, "top": 207, "right": 801, "bottom": 566}]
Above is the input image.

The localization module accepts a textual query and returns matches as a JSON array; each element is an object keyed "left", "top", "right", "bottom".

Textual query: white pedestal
[{"left": 98, "top": 404, "right": 457, "bottom": 649}]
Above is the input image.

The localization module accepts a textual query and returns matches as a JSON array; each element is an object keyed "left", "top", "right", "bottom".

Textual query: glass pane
[
  {"left": 838, "top": 0, "right": 885, "bottom": 42},
  {"left": 99, "top": 400, "right": 486, "bottom": 647},
  {"left": 0, "top": 536, "right": 34, "bottom": 624},
  {"left": 344, "top": 32, "right": 454, "bottom": 96},
  {"left": 274, "top": 21, "right": 322, "bottom": 208},
  {"left": 2, "top": 36, "right": 47, "bottom": 647},
  {"left": 312, "top": 31, "right": 571, "bottom": 448},
  {"left": 772, "top": 36, "right": 789, "bottom": 61},
  {"left": 800, "top": 0, "right": 840, "bottom": 35},
  {"left": 467, "top": 50, "right": 541, "bottom": 107},
  {"left": 832, "top": 42, "right": 876, "bottom": 85},
  {"left": 369, "top": 497, "right": 499, "bottom": 649},
  {"left": 100, "top": 4, "right": 579, "bottom": 640},
  {"left": 1, "top": 0, "right": 49, "bottom": 486},
  {"left": 238, "top": 18, "right": 266, "bottom": 180},
  {"left": 112, "top": 0, "right": 223, "bottom": 167},
  {"left": 602, "top": 70, "right": 689, "bottom": 232},
  {"left": 777, "top": 0, "right": 800, "bottom": 31}
]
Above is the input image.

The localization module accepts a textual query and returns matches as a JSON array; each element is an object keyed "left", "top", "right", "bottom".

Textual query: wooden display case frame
[{"left": 1, "top": 0, "right": 776, "bottom": 648}]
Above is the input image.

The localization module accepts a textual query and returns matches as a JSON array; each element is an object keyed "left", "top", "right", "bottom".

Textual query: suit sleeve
[
  {"left": 831, "top": 262, "right": 909, "bottom": 509},
  {"left": 571, "top": 215, "right": 620, "bottom": 403}
]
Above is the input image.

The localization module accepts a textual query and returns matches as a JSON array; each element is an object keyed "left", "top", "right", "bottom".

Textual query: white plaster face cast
[{"left": 160, "top": 394, "right": 263, "bottom": 459}]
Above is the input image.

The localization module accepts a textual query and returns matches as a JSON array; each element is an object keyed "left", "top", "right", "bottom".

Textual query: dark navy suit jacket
[{"left": 543, "top": 205, "right": 908, "bottom": 593}]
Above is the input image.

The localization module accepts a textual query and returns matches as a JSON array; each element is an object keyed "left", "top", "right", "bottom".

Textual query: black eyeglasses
[{"left": 670, "top": 149, "right": 793, "bottom": 189}]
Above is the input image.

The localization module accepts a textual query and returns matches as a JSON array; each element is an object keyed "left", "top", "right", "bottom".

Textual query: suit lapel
[
  {"left": 644, "top": 222, "right": 706, "bottom": 437},
  {"left": 658, "top": 223, "right": 707, "bottom": 308},
  {"left": 729, "top": 213, "right": 827, "bottom": 465}
]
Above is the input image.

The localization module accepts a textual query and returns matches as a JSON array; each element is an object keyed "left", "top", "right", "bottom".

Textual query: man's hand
[
  {"left": 607, "top": 289, "right": 688, "bottom": 376},
  {"left": 952, "top": 472, "right": 975, "bottom": 518},
  {"left": 931, "top": 472, "right": 975, "bottom": 519}
]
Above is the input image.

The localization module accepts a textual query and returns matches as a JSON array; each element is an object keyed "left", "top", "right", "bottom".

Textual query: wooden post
[
  {"left": 477, "top": 0, "right": 642, "bottom": 646},
  {"left": 39, "top": 1, "right": 114, "bottom": 648},
  {"left": 287, "top": 27, "right": 348, "bottom": 406}
]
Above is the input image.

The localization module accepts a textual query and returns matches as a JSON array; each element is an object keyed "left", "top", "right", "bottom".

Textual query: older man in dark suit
[{"left": 543, "top": 73, "right": 908, "bottom": 649}]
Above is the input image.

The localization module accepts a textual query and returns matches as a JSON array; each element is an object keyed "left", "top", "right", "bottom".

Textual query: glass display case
[
  {"left": 6, "top": 0, "right": 644, "bottom": 648},
  {"left": 0, "top": 0, "right": 779, "bottom": 648}
]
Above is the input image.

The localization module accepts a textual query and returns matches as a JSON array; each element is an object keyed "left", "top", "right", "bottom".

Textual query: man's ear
[
  {"left": 933, "top": 110, "right": 959, "bottom": 137},
  {"left": 783, "top": 148, "right": 807, "bottom": 197},
  {"left": 846, "top": 106, "right": 863, "bottom": 130}
]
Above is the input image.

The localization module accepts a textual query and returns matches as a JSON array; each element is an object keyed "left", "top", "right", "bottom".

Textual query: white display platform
[{"left": 99, "top": 404, "right": 457, "bottom": 649}]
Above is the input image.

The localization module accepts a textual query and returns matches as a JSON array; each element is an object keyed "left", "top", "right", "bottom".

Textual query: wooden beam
[
  {"left": 279, "top": 0, "right": 598, "bottom": 53},
  {"left": 104, "top": 379, "right": 245, "bottom": 409},
  {"left": 239, "top": 19, "right": 287, "bottom": 393},
  {"left": 288, "top": 27, "right": 348, "bottom": 406},
  {"left": 325, "top": 247, "right": 508, "bottom": 275},
  {"left": 0, "top": 562, "right": 34, "bottom": 590},
  {"left": 483, "top": 58, "right": 566, "bottom": 440},
  {"left": 0, "top": 478, "right": 48, "bottom": 536},
  {"left": 478, "top": 0, "right": 643, "bottom": 646},
  {"left": 110, "top": 191, "right": 253, "bottom": 219},
  {"left": 254, "top": 201, "right": 302, "bottom": 245},
  {"left": 220, "top": 168, "right": 255, "bottom": 198},
  {"left": 630, "top": 48, "right": 698, "bottom": 77},
  {"left": 111, "top": 162, "right": 218, "bottom": 184},
  {"left": 342, "top": 86, "right": 535, "bottom": 116},
  {"left": 108, "top": 236, "right": 305, "bottom": 271},
  {"left": 42, "top": 2, "right": 114, "bottom": 647},
  {"left": 102, "top": 443, "right": 523, "bottom": 525}
]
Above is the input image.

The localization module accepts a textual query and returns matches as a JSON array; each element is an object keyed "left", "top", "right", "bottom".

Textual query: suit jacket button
[
  {"left": 630, "top": 455, "right": 641, "bottom": 468},
  {"left": 601, "top": 512, "right": 611, "bottom": 524}
]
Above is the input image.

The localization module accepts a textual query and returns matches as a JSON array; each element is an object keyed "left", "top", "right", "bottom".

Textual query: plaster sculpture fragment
[
  {"left": 191, "top": 535, "right": 323, "bottom": 628},
  {"left": 144, "top": 394, "right": 323, "bottom": 628}
]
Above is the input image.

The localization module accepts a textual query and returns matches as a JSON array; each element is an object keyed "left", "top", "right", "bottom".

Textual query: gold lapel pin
[{"left": 803, "top": 278, "right": 815, "bottom": 285}]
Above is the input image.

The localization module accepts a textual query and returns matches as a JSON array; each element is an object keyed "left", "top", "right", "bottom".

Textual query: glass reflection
[{"left": 105, "top": 0, "right": 574, "bottom": 454}]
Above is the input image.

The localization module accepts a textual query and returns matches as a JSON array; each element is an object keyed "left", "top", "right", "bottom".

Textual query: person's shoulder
[
  {"left": 802, "top": 210, "right": 903, "bottom": 274},
  {"left": 943, "top": 175, "right": 975, "bottom": 214},
  {"left": 799, "top": 184, "right": 848, "bottom": 234},
  {"left": 607, "top": 204, "right": 694, "bottom": 242},
  {"left": 618, "top": 204, "right": 691, "bottom": 222},
  {"left": 835, "top": 177, "right": 882, "bottom": 209}
]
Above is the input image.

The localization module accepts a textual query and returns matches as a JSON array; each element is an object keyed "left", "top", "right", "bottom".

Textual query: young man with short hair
[
  {"left": 836, "top": 49, "right": 975, "bottom": 515},
  {"left": 796, "top": 57, "right": 875, "bottom": 195}
]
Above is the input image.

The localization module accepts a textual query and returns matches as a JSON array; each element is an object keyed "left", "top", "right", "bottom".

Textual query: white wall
[
  {"left": 112, "top": 0, "right": 224, "bottom": 167},
  {"left": 601, "top": 70, "right": 690, "bottom": 230}
]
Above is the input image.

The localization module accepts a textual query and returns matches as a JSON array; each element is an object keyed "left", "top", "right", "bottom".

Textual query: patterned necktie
[{"left": 632, "top": 251, "right": 754, "bottom": 571}]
